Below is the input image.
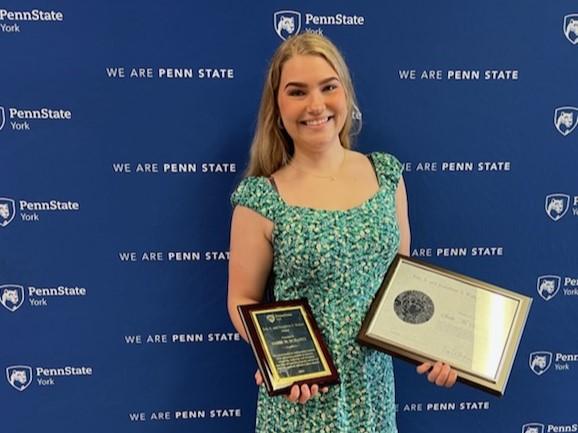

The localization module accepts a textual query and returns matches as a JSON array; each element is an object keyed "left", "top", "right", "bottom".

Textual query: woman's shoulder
[
  {"left": 362, "top": 150, "right": 403, "bottom": 189},
  {"left": 233, "top": 175, "right": 270, "bottom": 190},
  {"left": 345, "top": 149, "right": 400, "bottom": 166},
  {"left": 230, "top": 176, "right": 280, "bottom": 221},
  {"left": 231, "top": 176, "right": 271, "bottom": 203},
  {"left": 366, "top": 150, "right": 401, "bottom": 167}
]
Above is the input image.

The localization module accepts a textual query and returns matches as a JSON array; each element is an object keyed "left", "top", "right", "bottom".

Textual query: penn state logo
[
  {"left": 0, "top": 106, "right": 5, "bottom": 131},
  {"left": 529, "top": 352, "right": 552, "bottom": 376},
  {"left": 0, "top": 198, "right": 16, "bottom": 228},
  {"left": 554, "top": 106, "right": 578, "bottom": 136},
  {"left": 564, "top": 14, "right": 578, "bottom": 45},
  {"left": 266, "top": 314, "right": 276, "bottom": 323},
  {"left": 545, "top": 194, "right": 570, "bottom": 221},
  {"left": 274, "top": 10, "right": 301, "bottom": 40},
  {"left": 0, "top": 285, "right": 25, "bottom": 312},
  {"left": 522, "top": 423, "right": 545, "bottom": 433},
  {"left": 6, "top": 365, "right": 33, "bottom": 391},
  {"left": 537, "top": 275, "right": 561, "bottom": 301}
]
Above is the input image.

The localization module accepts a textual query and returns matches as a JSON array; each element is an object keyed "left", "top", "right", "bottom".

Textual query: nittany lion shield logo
[
  {"left": 545, "top": 194, "right": 570, "bottom": 222},
  {"left": 0, "top": 285, "right": 25, "bottom": 312},
  {"left": 564, "top": 14, "right": 578, "bottom": 45},
  {"left": 274, "top": 10, "right": 301, "bottom": 40},
  {"left": 0, "top": 198, "right": 16, "bottom": 227},
  {"left": 554, "top": 106, "right": 578, "bottom": 136},
  {"left": 537, "top": 275, "right": 561, "bottom": 301},
  {"left": 522, "top": 423, "right": 545, "bottom": 433},
  {"left": 6, "top": 365, "right": 33, "bottom": 391},
  {"left": 529, "top": 352, "right": 552, "bottom": 376},
  {"left": 0, "top": 107, "right": 5, "bottom": 131}
]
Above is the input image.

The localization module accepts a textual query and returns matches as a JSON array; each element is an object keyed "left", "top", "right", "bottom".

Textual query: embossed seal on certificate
[{"left": 394, "top": 290, "right": 434, "bottom": 324}]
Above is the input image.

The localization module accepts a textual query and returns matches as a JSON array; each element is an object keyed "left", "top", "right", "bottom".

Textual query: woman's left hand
[{"left": 417, "top": 361, "right": 458, "bottom": 388}]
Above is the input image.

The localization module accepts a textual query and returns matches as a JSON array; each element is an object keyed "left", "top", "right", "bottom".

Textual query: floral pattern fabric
[{"left": 231, "top": 152, "right": 402, "bottom": 433}]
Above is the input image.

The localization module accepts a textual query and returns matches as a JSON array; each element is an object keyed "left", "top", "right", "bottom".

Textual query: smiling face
[{"left": 277, "top": 54, "right": 347, "bottom": 154}]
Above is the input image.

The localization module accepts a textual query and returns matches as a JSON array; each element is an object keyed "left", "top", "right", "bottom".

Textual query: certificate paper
[{"left": 358, "top": 255, "right": 532, "bottom": 396}]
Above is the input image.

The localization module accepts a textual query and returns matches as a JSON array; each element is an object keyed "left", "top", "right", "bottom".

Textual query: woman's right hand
[{"left": 255, "top": 369, "right": 329, "bottom": 404}]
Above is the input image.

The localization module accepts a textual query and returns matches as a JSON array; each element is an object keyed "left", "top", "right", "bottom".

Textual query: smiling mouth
[{"left": 300, "top": 116, "right": 333, "bottom": 127}]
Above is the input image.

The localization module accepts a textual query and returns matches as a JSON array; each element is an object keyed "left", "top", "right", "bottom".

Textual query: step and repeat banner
[{"left": 1, "top": 1, "right": 577, "bottom": 432}]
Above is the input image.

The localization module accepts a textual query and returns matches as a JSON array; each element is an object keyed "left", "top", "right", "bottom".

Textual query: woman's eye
[{"left": 288, "top": 89, "right": 305, "bottom": 96}]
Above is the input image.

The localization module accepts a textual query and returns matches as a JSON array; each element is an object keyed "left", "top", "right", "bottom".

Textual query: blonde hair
[{"left": 246, "top": 33, "right": 361, "bottom": 177}]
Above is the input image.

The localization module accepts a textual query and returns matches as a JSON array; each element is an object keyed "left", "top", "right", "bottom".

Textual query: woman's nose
[{"left": 307, "top": 90, "right": 325, "bottom": 114}]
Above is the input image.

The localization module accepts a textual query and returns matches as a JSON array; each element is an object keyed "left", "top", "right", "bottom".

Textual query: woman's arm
[
  {"left": 227, "top": 204, "right": 329, "bottom": 402},
  {"left": 227, "top": 205, "right": 273, "bottom": 343},
  {"left": 395, "top": 175, "right": 411, "bottom": 255},
  {"left": 395, "top": 175, "right": 458, "bottom": 388}
]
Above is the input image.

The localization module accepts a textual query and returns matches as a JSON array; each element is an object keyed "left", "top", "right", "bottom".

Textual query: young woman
[{"left": 228, "top": 33, "right": 456, "bottom": 433}]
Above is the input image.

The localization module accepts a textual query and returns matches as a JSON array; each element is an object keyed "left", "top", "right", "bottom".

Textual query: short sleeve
[
  {"left": 230, "top": 176, "right": 279, "bottom": 221},
  {"left": 370, "top": 152, "right": 403, "bottom": 192}
]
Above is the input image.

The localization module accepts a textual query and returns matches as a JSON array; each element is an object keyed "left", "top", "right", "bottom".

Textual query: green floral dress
[{"left": 231, "top": 152, "right": 402, "bottom": 433}]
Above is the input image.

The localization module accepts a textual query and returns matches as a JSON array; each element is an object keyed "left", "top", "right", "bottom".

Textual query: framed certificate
[
  {"left": 238, "top": 299, "right": 340, "bottom": 396},
  {"left": 357, "top": 254, "right": 532, "bottom": 396}
]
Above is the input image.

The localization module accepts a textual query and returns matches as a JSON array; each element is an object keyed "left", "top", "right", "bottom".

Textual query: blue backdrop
[{"left": 2, "top": 1, "right": 577, "bottom": 432}]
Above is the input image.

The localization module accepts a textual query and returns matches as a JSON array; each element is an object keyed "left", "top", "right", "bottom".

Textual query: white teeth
[{"left": 304, "top": 117, "right": 330, "bottom": 126}]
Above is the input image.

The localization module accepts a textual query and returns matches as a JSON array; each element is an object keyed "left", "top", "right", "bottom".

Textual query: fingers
[
  {"left": 445, "top": 368, "right": 458, "bottom": 388},
  {"left": 427, "top": 361, "right": 443, "bottom": 383},
  {"left": 421, "top": 362, "right": 458, "bottom": 388},
  {"left": 285, "top": 383, "right": 328, "bottom": 404},
  {"left": 286, "top": 384, "right": 300, "bottom": 403},
  {"left": 310, "top": 384, "right": 319, "bottom": 398},
  {"left": 298, "top": 384, "right": 311, "bottom": 404},
  {"left": 416, "top": 362, "right": 433, "bottom": 374},
  {"left": 435, "top": 363, "right": 451, "bottom": 386},
  {"left": 254, "top": 370, "right": 263, "bottom": 386},
  {"left": 259, "top": 370, "right": 328, "bottom": 403}
]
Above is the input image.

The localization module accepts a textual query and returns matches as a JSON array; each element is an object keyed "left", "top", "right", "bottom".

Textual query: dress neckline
[{"left": 266, "top": 152, "right": 383, "bottom": 213}]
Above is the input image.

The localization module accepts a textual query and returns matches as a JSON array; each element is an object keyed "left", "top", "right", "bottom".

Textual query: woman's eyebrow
[{"left": 284, "top": 76, "right": 339, "bottom": 90}]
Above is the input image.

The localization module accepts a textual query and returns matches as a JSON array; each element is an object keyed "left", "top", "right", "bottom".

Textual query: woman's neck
[{"left": 290, "top": 144, "right": 346, "bottom": 174}]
